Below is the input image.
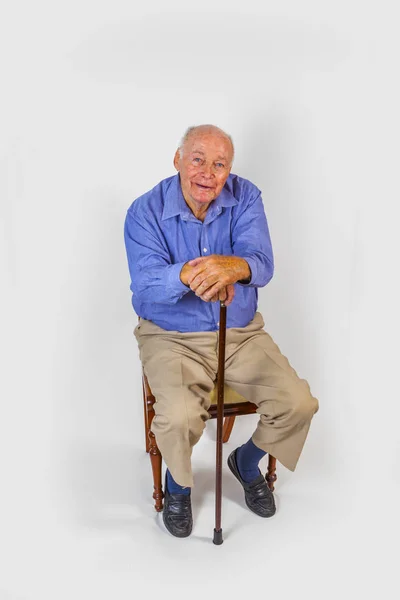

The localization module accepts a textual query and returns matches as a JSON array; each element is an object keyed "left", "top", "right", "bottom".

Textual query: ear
[{"left": 173, "top": 149, "right": 181, "bottom": 171}]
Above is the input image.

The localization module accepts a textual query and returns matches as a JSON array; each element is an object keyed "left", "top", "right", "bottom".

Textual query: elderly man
[{"left": 124, "top": 124, "right": 318, "bottom": 538}]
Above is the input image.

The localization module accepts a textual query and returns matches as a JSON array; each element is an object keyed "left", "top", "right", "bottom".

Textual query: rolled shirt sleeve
[
  {"left": 124, "top": 209, "right": 190, "bottom": 305},
  {"left": 232, "top": 190, "right": 274, "bottom": 287}
]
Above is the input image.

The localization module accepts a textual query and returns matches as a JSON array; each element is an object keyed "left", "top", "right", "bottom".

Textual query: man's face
[{"left": 174, "top": 132, "right": 233, "bottom": 209}]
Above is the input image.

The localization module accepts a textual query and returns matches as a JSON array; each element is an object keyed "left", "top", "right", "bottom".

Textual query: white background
[{"left": 1, "top": 1, "right": 399, "bottom": 598}]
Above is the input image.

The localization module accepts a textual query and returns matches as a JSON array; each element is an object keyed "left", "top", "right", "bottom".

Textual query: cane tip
[{"left": 213, "top": 528, "right": 223, "bottom": 545}]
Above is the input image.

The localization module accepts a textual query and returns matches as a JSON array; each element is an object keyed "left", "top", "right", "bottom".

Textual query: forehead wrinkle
[
  {"left": 190, "top": 148, "right": 228, "bottom": 162},
  {"left": 187, "top": 134, "right": 231, "bottom": 149},
  {"left": 190, "top": 142, "right": 231, "bottom": 157}
]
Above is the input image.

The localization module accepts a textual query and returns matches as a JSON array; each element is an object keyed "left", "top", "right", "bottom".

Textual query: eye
[
  {"left": 216, "top": 162, "right": 225, "bottom": 168},
  {"left": 193, "top": 157, "right": 202, "bottom": 163}
]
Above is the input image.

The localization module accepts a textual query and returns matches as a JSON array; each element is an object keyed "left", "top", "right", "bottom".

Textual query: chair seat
[{"left": 209, "top": 384, "right": 249, "bottom": 406}]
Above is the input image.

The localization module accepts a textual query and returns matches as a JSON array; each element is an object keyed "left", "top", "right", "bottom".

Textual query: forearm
[
  {"left": 124, "top": 211, "right": 192, "bottom": 305},
  {"left": 131, "top": 262, "right": 191, "bottom": 305},
  {"left": 231, "top": 190, "right": 274, "bottom": 288},
  {"left": 234, "top": 253, "right": 273, "bottom": 287},
  {"left": 235, "top": 257, "right": 251, "bottom": 283}
]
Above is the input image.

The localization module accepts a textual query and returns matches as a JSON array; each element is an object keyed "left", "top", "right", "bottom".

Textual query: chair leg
[
  {"left": 147, "top": 399, "right": 164, "bottom": 512},
  {"left": 143, "top": 379, "right": 150, "bottom": 453},
  {"left": 148, "top": 429, "right": 164, "bottom": 512},
  {"left": 266, "top": 455, "right": 277, "bottom": 491},
  {"left": 222, "top": 415, "right": 236, "bottom": 443},
  {"left": 143, "top": 373, "right": 164, "bottom": 511}
]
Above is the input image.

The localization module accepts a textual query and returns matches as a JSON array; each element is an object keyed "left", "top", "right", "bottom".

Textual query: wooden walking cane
[{"left": 213, "top": 301, "right": 227, "bottom": 545}]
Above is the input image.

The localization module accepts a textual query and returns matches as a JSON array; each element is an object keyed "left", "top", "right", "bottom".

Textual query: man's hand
[
  {"left": 209, "top": 284, "right": 235, "bottom": 306},
  {"left": 186, "top": 254, "right": 250, "bottom": 301},
  {"left": 180, "top": 260, "right": 237, "bottom": 306}
]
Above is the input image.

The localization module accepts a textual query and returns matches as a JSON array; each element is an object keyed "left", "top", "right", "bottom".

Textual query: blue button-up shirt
[{"left": 124, "top": 173, "right": 274, "bottom": 332}]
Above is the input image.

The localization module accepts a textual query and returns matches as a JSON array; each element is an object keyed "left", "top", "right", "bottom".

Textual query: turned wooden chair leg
[
  {"left": 222, "top": 415, "right": 236, "bottom": 443},
  {"left": 143, "top": 379, "right": 150, "bottom": 453},
  {"left": 266, "top": 455, "right": 277, "bottom": 491},
  {"left": 148, "top": 428, "right": 164, "bottom": 512},
  {"left": 147, "top": 398, "right": 164, "bottom": 512},
  {"left": 143, "top": 373, "right": 164, "bottom": 511}
]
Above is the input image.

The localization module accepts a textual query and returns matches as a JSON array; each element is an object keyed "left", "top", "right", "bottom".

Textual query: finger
[
  {"left": 190, "top": 265, "right": 229, "bottom": 287},
  {"left": 194, "top": 280, "right": 217, "bottom": 297},
  {"left": 187, "top": 257, "right": 221, "bottom": 284},
  {"left": 188, "top": 256, "right": 209, "bottom": 267},
  {"left": 199, "top": 291, "right": 218, "bottom": 302},
  {"left": 190, "top": 273, "right": 219, "bottom": 293},
  {"left": 187, "top": 264, "right": 209, "bottom": 286},
  {"left": 189, "top": 254, "right": 218, "bottom": 267},
  {"left": 189, "top": 274, "right": 208, "bottom": 291},
  {"left": 225, "top": 284, "right": 235, "bottom": 306},
  {"left": 218, "top": 287, "right": 227, "bottom": 302},
  {"left": 190, "top": 266, "right": 230, "bottom": 290},
  {"left": 200, "top": 282, "right": 225, "bottom": 301}
]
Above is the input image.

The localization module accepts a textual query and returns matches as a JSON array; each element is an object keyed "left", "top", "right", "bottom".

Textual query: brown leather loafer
[
  {"left": 162, "top": 476, "right": 193, "bottom": 538},
  {"left": 227, "top": 448, "right": 276, "bottom": 518}
]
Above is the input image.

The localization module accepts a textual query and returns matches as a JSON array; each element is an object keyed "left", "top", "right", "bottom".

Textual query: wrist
[
  {"left": 238, "top": 258, "right": 251, "bottom": 282},
  {"left": 236, "top": 258, "right": 251, "bottom": 284},
  {"left": 179, "top": 262, "right": 191, "bottom": 287}
]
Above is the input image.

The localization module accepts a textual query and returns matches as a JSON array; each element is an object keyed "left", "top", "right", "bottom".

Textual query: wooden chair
[{"left": 142, "top": 371, "right": 278, "bottom": 511}]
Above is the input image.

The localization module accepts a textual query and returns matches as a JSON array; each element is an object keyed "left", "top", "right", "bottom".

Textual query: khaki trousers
[{"left": 135, "top": 312, "right": 319, "bottom": 488}]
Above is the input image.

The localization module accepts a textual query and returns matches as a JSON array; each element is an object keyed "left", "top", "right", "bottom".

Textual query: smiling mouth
[{"left": 195, "top": 183, "right": 213, "bottom": 190}]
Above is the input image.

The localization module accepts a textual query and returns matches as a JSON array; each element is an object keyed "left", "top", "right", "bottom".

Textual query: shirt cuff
[
  {"left": 166, "top": 262, "right": 192, "bottom": 299},
  {"left": 237, "top": 257, "right": 257, "bottom": 286}
]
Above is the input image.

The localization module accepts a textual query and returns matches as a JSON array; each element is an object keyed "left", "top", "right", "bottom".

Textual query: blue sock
[
  {"left": 236, "top": 438, "right": 267, "bottom": 483},
  {"left": 166, "top": 469, "right": 191, "bottom": 495}
]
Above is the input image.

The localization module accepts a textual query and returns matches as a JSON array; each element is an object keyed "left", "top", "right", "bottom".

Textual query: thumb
[{"left": 188, "top": 256, "right": 208, "bottom": 266}]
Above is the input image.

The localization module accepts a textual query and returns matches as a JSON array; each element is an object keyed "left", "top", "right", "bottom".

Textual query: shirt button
[{"left": 203, "top": 248, "right": 207, "bottom": 252}]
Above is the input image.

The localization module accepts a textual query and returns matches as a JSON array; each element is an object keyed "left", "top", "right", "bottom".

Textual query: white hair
[{"left": 178, "top": 124, "right": 235, "bottom": 165}]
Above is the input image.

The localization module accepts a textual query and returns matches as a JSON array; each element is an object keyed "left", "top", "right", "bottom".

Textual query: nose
[{"left": 199, "top": 162, "right": 213, "bottom": 178}]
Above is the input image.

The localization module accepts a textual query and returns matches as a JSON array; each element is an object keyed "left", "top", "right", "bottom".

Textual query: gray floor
[{"left": 1, "top": 413, "right": 397, "bottom": 600}]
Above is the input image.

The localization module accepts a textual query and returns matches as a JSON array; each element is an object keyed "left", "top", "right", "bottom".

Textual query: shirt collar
[{"left": 161, "top": 173, "right": 238, "bottom": 221}]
